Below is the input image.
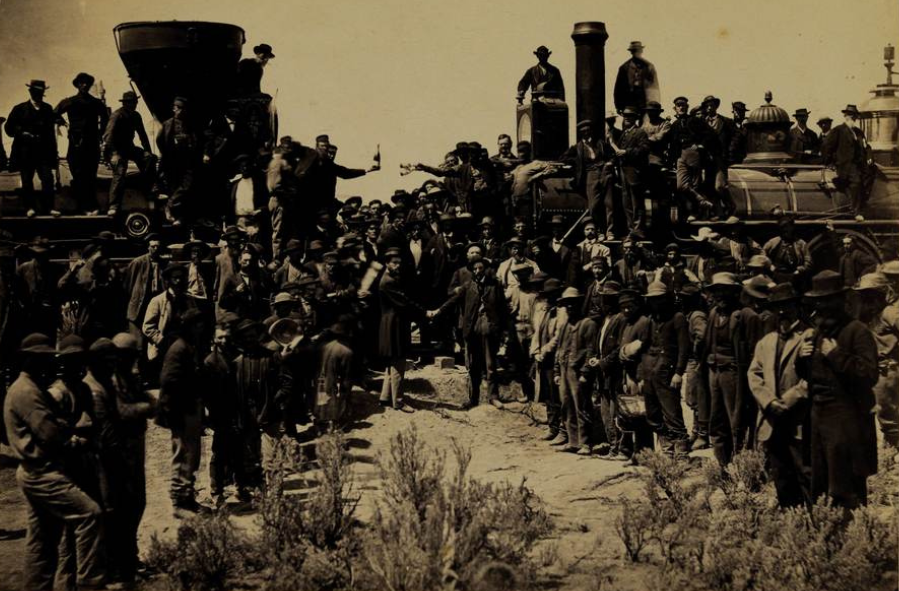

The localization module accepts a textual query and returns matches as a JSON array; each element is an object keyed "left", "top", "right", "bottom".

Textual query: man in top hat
[
  {"left": 102, "top": 90, "right": 157, "bottom": 216},
  {"left": 747, "top": 283, "right": 811, "bottom": 508},
  {"left": 611, "top": 106, "right": 650, "bottom": 236},
  {"left": 237, "top": 42, "right": 275, "bottom": 97},
  {"left": 5, "top": 80, "right": 59, "bottom": 217},
  {"left": 853, "top": 272, "right": 899, "bottom": 450},
  {"left": 4, "top": 333, "right": 106, "bottom": 590},
  {"left": 798, "top": 270, "right": 879, "bottom": 510},
  {"left": 789, "top": 108, "right": 820, "bottom": 164},
  {"left": 613, "top": 41, "right": 660, "bottom": 114},
  {"left": 55, "top": 72, "right": 109, "bottom": 215},
  {"left": 561, "top": 120, "right": 615, "bottom": 238},
  {"left": 553, "top": 287, "right": 598, "bottom": 455},
  {"left": 517, "top": 45, "right": 565, "bottom": 104},
  {"left": 762, "top": 214, "right": 812, "bottom": 286},
  {"left": 838, "top": 234, "right": 877, "bottom": 287},
  {"left": 822, "top": 104, "right": 873, "bottom": 220},
  {"left": 157, "top": 96, "right": 200, "bottom": 225}
]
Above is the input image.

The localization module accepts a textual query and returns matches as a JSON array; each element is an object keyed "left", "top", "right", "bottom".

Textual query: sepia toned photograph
[{"left": 0, "top": 1, "right": 897, "bottom": 590}]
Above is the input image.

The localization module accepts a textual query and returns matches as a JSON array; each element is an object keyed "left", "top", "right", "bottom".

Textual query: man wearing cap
[
  {"left": 762, "top": 215, "right": 812, "bottom": 286},
  {"left": 5, "top": 80, "right": 59, "bottom": 217},
  {"left": 822, "top": 104, "right": 873, "bottom": 220},
  {"left": 157, "top": 97, "right": 200, "bottom": 225},
  {"left": 702, "top": 96, "right": 736, "bottom": 213},
  {"left": 123, "top": 233, "right": 167, "bottom": 352},
  {"left": 102, "top": 90, "right": 157, "bottom": 216},
  {"left": 641, "top": 100, "right": 672, "bottom": 210},
  {"left": 517, "top": 45, "right": 565, "bottom": 103},
  {"left": 237, "top": 43, "right": 275, "bottom": 97},
  {"left": 554, "top": 287, "right": 598, "bottom": 454},
  {"left": 798, "top": 270, "right": 879, "bottom": 509},
  {"left": 854, "top": 272, "right": 899, "bottom": 449},
  {"left": 561, "top": 120, "right": 614, "bottom": 237},
  {"left": 668, "top": 96, "right": 716, "bottom": 220},
  {"left": 613, "top": 41, "right": 660, "bottom": 114},
  {"left": 55, "top": 73, "right": 109, "bottom": 214},
  {"left": 747, "top": 283, "right": 811, "bottom": 507},
  {"left": 838, "top": 235, "right": 877, "bottom": 287},
  {"left": 143, "top": 263, "right": 200, "bottom": 364},
  {"left": 789, "top": 108, "right": 820, "bottom": 163},
  {"left": 4, "top": 333, "right": 106, "bottom": 590}
]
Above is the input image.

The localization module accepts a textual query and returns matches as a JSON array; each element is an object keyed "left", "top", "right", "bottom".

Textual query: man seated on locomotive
[
  {"left": 668, "top": 96, "right": 716, "bottom": 222},
  {"left": 236, "top": 43, "right": 275, "bottom": 97},
  {"left": 103, "top": 91, "right": 157, "bottom": 217}
]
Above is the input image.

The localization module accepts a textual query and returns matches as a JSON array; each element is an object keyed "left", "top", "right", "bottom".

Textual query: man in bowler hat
[{"left": 5, "top": 80, "right": 59, "bottom": 217}]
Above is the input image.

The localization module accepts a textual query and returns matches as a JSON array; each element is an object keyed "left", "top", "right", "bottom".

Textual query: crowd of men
[{"left": 0, "top": 42, "right": 894, "bottom": 591}]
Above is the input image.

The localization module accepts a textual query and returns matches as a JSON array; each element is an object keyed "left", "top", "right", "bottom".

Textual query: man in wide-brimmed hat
[
  {"left": 746, "top": 282, "right": 811, "bottom": 508},
  {"left": 497, "top": 237, "right": 540, "bottom": 299},
  {"left": 5, "top": 80, "right": 59, "bottom": 217},
  {"left": 55, "top": 72, "right": 108, "bottom": 215},
  {"left": 530, "top": 276, "right": 565, "bottom": 440},
  {"left": 142, "top": 263, "right": 200, "bottom": 364},
  {"left": 797, "top": 269, "right": 879, "bottom": 510},
  {"left": 762, "top": 213, "right": 812, "bottom": 285},
  {"left": 103, "top": 89, "right": 157, "bottom": 217},
  {"left": 730, "top": 101, "right": 750, "bottom": 164},
  {"left": 822, "top": 104, "right": 872, "bottom": 220},
  {"left": 816, "top": 115, "right": 833, "bottom": 145},
  {"left": 554, "top": 287, "right": 598, "bottom": 455},
  {"left": 5, "top": 333, "right": 107, "bottom": 590},
  {"left": 237, "top": 42, "right": 275, "bottom": 97},
  {"left": 789, "top": 107, "right": 820, "bottom": 163},
  {"left": 516, "top": 45, "right": 565, "bottom": 104},
  {"left": 853, "top": 272, "right": 899, "bottom": 450},
  {"left": 702, "top": 271, "right": 750, "bottom": 467},
  {"left": 641, "top": 281, "right": 691, "bottom": 456}
]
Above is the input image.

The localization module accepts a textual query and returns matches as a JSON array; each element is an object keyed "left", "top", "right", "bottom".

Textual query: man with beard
[
  {"left": 573, "top": 218, "right": 611, "bottom": 288},
  {"left": 582, "top": 256, "right": 613, "bottom": 319},
  {"left": 654, "top": 243, "right": 699, "bottom": 291},
  {"left": 702, "top": 95, "right": 736, "bottom": 217},
  {"left": 616, "top": 291, "right": 654, "bottom": 460},
  {"left": 378, "top": 248, "right": 420, "bottom": 412},
  {"left": 789, "top": 108, "right": 820, "bottom": 163},
  {"left": 763, "top": 214, "right": 812, "bottom": 286},
  {"left": 554, "top": 287, "right": 598, "bottom": 455},
  {"left": 668, "top": 96, "right": 715, "bottom": 221},
  {"left": 611, "top": 106, "right": 650, "bottom": 236},
  {"left": 142, "top": 263, "right": 200, "bottom": 366},
  {"left": 219, "top": 245, "right": 272, "bottom": 322},
  {"left": 457, "top": 255, "right": 509, "bottom": 409},
  {"left": 747, "top": 283, "right": 811, "bottom": 508},
  {"left": 562, "top": 120, "right": 615, "bottom": 239},
  {"left": 497, "top": 238, "right": 541, "bottom": 300},
  {"left": 798, "top": 270, "right": 879, "bottom": 510},
  {"left": 5, "top": 80, "right": 59, "bottom": 217},
  {"left": 123, "top": 234, "right": 167, "bottom": 353},
  {"left": 822, "top": 105, "right": 872, "bottom": 221},
  {"left": 613, "top": 238, "right": 650, "bottom": 291},
  {"left": 157, "top": 97, "right": 200, "bottom": 225},
  {"left": 641, "top": 282, "right": 690, "bottom": 457},
  {"left": 214, "top": 226, "right": 245, "bottom": 314},
  {"left": 55, "top": 73, "right": 108, "bottom": 215},
  {"left": 838, "top": 235, "right": 877, "bottom": 287},
  {"left": 702, "top": 272, "right": 747, "bottom": 467},
  {"left": 531, "top": 277, "right": 565, "bottom": 440},
  {"left": 586, "top": 281, "right": 627, "bottom": 459},
  {"left": 854, "top": 272, "right": 899, "bottom": 449}
]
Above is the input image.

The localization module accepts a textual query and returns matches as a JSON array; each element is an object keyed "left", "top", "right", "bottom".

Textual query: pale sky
[{"left": 0, "top": 0, "right": 896, "bottom": 202}]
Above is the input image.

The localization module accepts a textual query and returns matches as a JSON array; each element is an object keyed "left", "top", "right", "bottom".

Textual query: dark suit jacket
[
  {"left": 561, "top": 140, "right": 613, "bottom": 191},
  {"left": 517, "top": 63, "right": 565, "bottom": 100},
  {"left": 123, "top": 254, "right": 167, "bottom": 323},
  {"left": 461, "top": 276, "right": 508, "bottom": 341},
  {"left": 707, "top": 115, "right": 736, "bottom": 167},
  {"left": 822, "top": 123, "right": 867, "bottom": 175},
  {"left": 5, "top": 101, "right": 58, "bottom": 168},
  {"left": 789, "top": 126, "right": 820, "bottom": 161}
]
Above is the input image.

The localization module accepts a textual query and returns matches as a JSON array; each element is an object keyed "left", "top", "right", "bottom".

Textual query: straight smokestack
[{"left": 571, "top": 22, "right": 608, "bottom": 139}]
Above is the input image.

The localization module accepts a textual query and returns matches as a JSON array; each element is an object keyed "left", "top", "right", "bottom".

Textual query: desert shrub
[
  {"left": 614, "top": 498, "right": 656, "bottom": 562},
  {"left": 362, "top": 426, "right": 552, "bottom": 591},
  {"left": 145, "top": 512, "right": 252, "bottom": 591}
]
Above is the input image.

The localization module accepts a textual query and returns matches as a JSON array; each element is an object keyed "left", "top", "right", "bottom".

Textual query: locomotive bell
[{"left": 743, "top": 91, "right": 792, "bottom": 163}]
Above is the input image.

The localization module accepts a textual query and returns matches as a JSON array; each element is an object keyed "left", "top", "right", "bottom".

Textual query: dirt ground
[{"left": 0, "top": 385, "right": 730, "bottom": 591}]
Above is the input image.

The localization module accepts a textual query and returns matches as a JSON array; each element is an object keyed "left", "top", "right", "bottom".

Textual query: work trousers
[
  {"left": 874, "top": 367, "right": 899, "bottom": 447},
  {"left": 163, "top": 166, "right": 196, "bottom": 222},
  {"left": 537, "top": 361, "right": 561, "bottom": 433},
  {"left": 170, "top": 400, "right": 203, "bottom": 505},
  {"left": 109, "top": 147, "right": 157, "bottom": 210},
  {"left": 16, "top": 466, "right": 105, "bottom": 591},
  {"left": 683, "top": 359, "right": 709, "bottom": 438},
  {"left": 810, "top": 401, "right": 869, "bottom": 510},
  {"left": 379, "top": 360, "right": 405, "bottom": 407},
  {"left": 675, "top": 148, "right": 711, "bottom": 216},
  {"left": 508, "top": 328, "right": 535, "bottom": 400},
  {"left": 620, "top": 167, "right": 645, "bottom": 232},
  {"left": 764, "top": 430, "right": 811, "bottom": 509},
  {"left": 558, "top": 367, "right": 592, "bottom": 448},
  {"left": 585, "top": 167, "right": 614, "bottom": 237},
  {"left": 19, "top": 162, "right": 55, "bottom": 214},
  {"left": 465, "top": 333, "right": 500, "bottom": 406},
  {"left": 642, "top": 356, "right": 688, "bottom": 446},
  {"left": 597, "top": 387, "right": 621, "bottom": 450},
  {"left": 708, "top": 364, "right": 743, "bottom": 466},
  {"left": 68, "top": 141, "right": 100, "bottom": 212}
]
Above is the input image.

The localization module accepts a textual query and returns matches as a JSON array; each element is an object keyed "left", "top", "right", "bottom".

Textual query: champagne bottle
[{"left": 371, "top": 144, "right": 381, "bottom": 170}]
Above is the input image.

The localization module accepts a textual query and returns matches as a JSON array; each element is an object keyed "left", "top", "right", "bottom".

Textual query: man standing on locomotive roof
[
  {"left": 236, "top": 43, "right": 275, "bottom": 97},
  {"left": 55, "top": 73, "right": 109, "bottom": 215},
  {"left": 103, "top": 90, "right": 157, "bottom": 217},
  {"left": 613, "top": 41, "right": 660, "bottom": 114},
  {"left": 517, "top": 45, "right": 565, "bottom": 103},
  {"left": 611, "top": 106, "right": 650, "bottom": 236},
  {"left": 789, "top": 108, "right": 820, "bottom": 164},
  {"left": 5, "top": 80, "right": 59, "bottom": 218}
]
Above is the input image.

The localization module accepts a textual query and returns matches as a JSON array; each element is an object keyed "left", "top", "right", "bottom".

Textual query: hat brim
[
  {"left": 765, "top": 296, "right": 801, "bottom": 307},
  {"left": 558, "top": 295, "right": 585, "bottom": 304},
  {"left": 805, "top": 287, "right": 849, "bottom": 298},
  {"left": 20, "top": 345, "right": 56, "bottom": 354},
  {"left": 743, "top": 287, "right": 770, "bottom": 300},
  {"left": 704, "top": 282, "right": 742, "bottom": 291}
]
